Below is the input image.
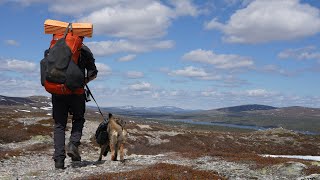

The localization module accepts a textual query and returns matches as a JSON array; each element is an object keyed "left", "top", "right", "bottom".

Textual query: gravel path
[{"left": 0, "top": 117, "right": 319, "bottom": 179}]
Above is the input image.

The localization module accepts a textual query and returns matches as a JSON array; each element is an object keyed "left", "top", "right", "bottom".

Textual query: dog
[{"left": 98, "top": 113, "right": 127, "bottom": 162}]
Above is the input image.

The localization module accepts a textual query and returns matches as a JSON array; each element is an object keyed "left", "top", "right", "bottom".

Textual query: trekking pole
[{"left": 85, "top": 84, "right": 108, "bottom": 123}]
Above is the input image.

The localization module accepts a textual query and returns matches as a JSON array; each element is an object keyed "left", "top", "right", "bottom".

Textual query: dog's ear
[{"left": 109, "top": 113, "right": 113, "bottom": 119}]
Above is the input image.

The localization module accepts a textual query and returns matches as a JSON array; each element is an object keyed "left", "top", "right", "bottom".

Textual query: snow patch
[
  {"left": 262, "top": 155, "right": 320, "bottom": 161},
  {"left": 40, "top": 107, "right": 52, "bottom": 111},
  {"left": 18, "top": 109, "right": 31, "bottom": 113},
  {"left": 137, "top": 124, "right": 152, "bottom": 129}
]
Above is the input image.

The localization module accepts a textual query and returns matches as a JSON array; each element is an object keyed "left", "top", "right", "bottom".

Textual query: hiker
[
  {"left": 43, "top": 44, "right": 98, "bottom": 169},
  {"left": 41, "top": 21, "right": 96, "bottom": 169}
]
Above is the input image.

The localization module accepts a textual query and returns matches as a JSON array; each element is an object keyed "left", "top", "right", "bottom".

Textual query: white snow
[
  {"left": 18, "top": 109, "right": 31, "bottom": 113},
  {"left": 32, "top": 107, "right": 38, "bottom": 109},
  {"left": 137, "top": 124, "right": 152, "bottom": 129},
  {"left": 120, "top": 105, "right": 135, "bottom": 110},
  {"left": 262, "top": 155, "right": 320, "bottom": 161},
  {"left": 40, "top": 107, "right": 52, "bottom": 111}
]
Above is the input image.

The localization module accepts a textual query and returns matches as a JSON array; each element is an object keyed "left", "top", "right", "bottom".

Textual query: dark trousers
[{"left": 52, "top": 94, "right": 86, "bottom": 161}]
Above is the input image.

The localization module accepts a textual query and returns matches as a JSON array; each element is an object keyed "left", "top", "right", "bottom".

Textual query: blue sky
[{"left": 0, "top": 0, "right": 320, "bottom": 109}]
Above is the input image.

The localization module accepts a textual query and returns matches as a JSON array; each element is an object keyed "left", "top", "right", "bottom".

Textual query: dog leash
[{"left": 85, "top": 84, "right": 108, "bottom": 123}]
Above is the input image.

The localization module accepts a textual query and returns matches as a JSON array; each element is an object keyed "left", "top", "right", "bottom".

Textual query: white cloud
[
  {"left": 168, "top": 0, "right": 199, "bottom": 17},
  {"left": 8, "top": 0, "right": 200, "bottom": 40},
  {"left": 0, "top": 78, "right": 45, "bottom": 97},
  {"left": 48, "top": 1, "right": 114, "bottom": 15},
  {"left": 95, "top": 63, "right": 112, "bottom": 76},
  {"left": 126, "top": 71, "right": 144, "bottom": 79},
  {"left": 245, "top": 89, "right": 270, "bottom": 97},
  {"left": 7, "top": 0, "right": 201, "bottom": 39},
  {"left": 2, "top": 0, "right": 50, "bottom": 6},
  {"left": 117, "top": 54, "right": 137, "bottom": 62},
  {"left": 4, "top": 39, "right": 20, "bottom": 46},
  {"left": 129, "top": 81, "right": 152, "bottom": 91},
  {"left": 170, "top": 66, "right": 207, "bottom": 77},
  {"left": 205, "top": 0, "right": 320, "bottom": 44},
  {"left": 278, "top": 46, "right": 320, "bottom": 60},
  {"left": 79, "top": 1, "right": 172, "bottom": 39},
  {"left": 260, "top": 64, "right": 294, "bottom": 76},
  {"left": 182, "top": 49, "right": 254, "bottom": 69},
  {"left": 0, "top": 58, "right": 36, "bottom": 73},
  {"left": 77, "top": 0, "right": 199, "bottom": 39},
  {"left": 60, "top": 0, "right": 198, "bottom": 39},
  {"left": 224, "top": 88, "right": 277, "bottom": 99},
  {"left": 86, "top": 39, "right": 174, "bottom": 56},
  {"left": 152, "top": 92, "right": 160, "bottom": 99},
  {"left": 150, "top": 89, "right": 187, "bottom": 100},
  {"left": 201, "top": 90, "right": 220, "bottom": 97},
  {"left": 222, "top": 0, "right": 254, "bottom": 6},
  {"left": 169, "top": 66, "right": 222, "bottom": 81}
]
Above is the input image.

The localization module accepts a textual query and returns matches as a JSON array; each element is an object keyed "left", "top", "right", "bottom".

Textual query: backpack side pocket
[
  {"left": 65, "top": 59, "right": 85, "bottom": 91},
  {"left": 40, "top": 57, "right": 48, "bottom": 86}
]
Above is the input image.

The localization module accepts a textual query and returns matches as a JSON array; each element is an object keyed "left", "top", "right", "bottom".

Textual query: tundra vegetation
[{"left": 0, "top": 96, "right": 320, "bottom": 179}]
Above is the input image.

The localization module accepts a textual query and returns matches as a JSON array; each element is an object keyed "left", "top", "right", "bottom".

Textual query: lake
[{"left": 151, "top": 118, "right": 319, "bottom": 135}]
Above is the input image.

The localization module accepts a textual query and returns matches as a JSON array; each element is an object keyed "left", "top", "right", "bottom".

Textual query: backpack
[
  {"left": 95, "top": 120, "right": 109, "bottom": 145},
  {"left": 40, "top": 23, "right": 85, "bottom": 95}
]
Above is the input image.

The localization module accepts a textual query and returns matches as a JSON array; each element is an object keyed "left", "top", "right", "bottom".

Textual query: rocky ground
[{"left": 1, "top": 104, "right": 320, "bottom": 179}]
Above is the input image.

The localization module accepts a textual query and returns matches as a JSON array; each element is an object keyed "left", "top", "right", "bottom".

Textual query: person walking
[{"left": 46, "top": 45, "right": 98, "bottom": 169}]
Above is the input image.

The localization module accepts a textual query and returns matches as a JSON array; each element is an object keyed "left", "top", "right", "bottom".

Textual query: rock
[
  {"left": 297, "top": 174, "right": 320, "bottom": 180},
  {"left": 30, "top": 135, "right": 52, "bottom": 143},
  {"left": 311, "top": 162, "right": 320, "bottom": 166},
  {"left": 262, "top": 162, "right": 307, "bottom": 178},
  {"left": 254, "top": 127, "right": 298, "bottom": 136}
]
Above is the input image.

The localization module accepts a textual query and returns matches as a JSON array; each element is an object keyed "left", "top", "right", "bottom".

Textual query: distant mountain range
[
  {"left": 1, "top": 94, "right": 318, "bottom": 115},
  {"left": 98, "top": 105, "right": 196, "bottom": 117},
  {"left": 0, "top": 95, "right": 34, "bottom": 106},
  {"left": 104, "top": 105, "right": 189, "bottom": 113},
  {"left": 216, "top": 104, "right": 277, "bottom": 112},
  {"left": 0, "top": 95, "right": 51, "bottom": 107},
  {"left": 1, "top": 94, "right": 320, "bottom": 132}
]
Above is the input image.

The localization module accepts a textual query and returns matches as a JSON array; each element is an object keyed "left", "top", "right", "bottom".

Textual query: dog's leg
[
  {"left": 114, "top": 142, "right": 118, "bottom": 161},
  {"left": 103, "top": 143, "right": 109, "bottom": 156},
  {"left": 119, "top": 143, "right": 125, "bottom": 162},
  {"left": 110, "top": 134, "right": 117, "bottom": 161},
  {"left": 98, "top": 145, "right": 107, "bottom": 161}
]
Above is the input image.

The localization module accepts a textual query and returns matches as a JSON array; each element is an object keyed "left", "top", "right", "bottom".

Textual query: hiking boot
[
  {"left": 66, "top": 142, "right": 81, "bottom": 161},
  {"left": 55, "top": 159, "right": 65, "bottom": 169}
]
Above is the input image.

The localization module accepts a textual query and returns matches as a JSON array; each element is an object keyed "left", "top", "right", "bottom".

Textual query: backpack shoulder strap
[{"left": 63, "top": 23, "right": 72, "bottom": 38}]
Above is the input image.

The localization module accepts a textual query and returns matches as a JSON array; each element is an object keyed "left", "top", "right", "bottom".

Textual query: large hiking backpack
[{"left": 40, "top": 23, "right": 85, "bottom": 95}]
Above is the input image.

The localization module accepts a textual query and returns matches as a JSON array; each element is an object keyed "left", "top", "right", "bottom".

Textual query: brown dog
[{"left": 98, "top": 113, "right": 127, "bottom": 162}]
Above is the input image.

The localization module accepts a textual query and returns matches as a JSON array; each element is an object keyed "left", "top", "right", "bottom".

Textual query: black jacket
[{"left": 79, "top": 45, "right": 98, "bottom": 79}]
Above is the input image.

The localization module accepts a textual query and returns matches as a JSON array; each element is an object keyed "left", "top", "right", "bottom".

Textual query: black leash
[{"left": 85, "top": 84, "right": 108, "bottom": 123}]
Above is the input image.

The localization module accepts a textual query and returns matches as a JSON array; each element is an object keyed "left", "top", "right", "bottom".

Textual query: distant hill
[
  {"left": 0, "top": 95, "right": 34, "bottom": 106},
  {"left": 217, "top": 104, "right": 277, "bottom": 113},
  {"left": 174, "top": 104, "right": 320, "bottom": 133},
  {"left": 100, "top": 105, "right": 195, "bottom": 117},
  {"left": 1, "top": 94, "right": 320, "bottom": 132},
  {"left": 0, "top": 95, "right": 51, "bottom": 107}
]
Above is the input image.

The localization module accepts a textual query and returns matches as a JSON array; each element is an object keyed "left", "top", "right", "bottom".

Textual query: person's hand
[{"left": 85, "top": 75, "right": 97, "bottom": 84}]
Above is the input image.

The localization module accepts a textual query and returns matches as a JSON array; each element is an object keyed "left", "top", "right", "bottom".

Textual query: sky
[{"left": 0, "top": 0, "right": 320, "bottom": 110}]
